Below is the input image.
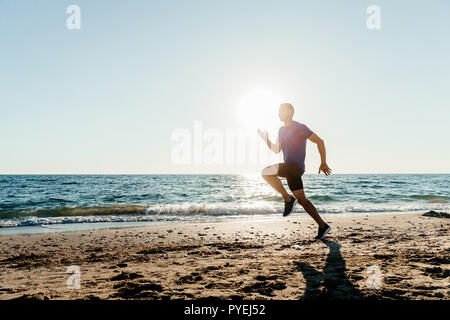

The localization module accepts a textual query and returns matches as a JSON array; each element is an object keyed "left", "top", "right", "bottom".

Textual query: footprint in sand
[
  {"left": 110, "top": 271, "right": 144, "bottom": 281},
  {"left": 111, "top": 280, "right": 163, "bottom": 299},
  {"left": 176, "top": 272, "right": 203, "bottom": 284}
]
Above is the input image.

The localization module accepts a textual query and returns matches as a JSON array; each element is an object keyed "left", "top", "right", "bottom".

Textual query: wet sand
[{"left": 0, "top": 212, "right": 448, "bottom": 300}]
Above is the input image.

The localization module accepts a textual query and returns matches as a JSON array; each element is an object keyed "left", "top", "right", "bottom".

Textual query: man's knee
[
  {"left": 261, "top": 164, "right": 278, "bottom": 176},
  {"left": 261, "top": 172, "right": 270, "bottom": 182}
]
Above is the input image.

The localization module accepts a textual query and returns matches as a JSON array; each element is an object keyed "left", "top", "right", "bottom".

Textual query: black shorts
[
  {"left": 262, "top": 162, "right": 304, "bottom": 191},
  {"left": 277, "top": 163, "right": 304, "bottom": 191}
]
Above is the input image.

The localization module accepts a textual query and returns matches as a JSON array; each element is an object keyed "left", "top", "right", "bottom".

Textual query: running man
[{"left": 258, "top": 103, "right": 332, "bottom": 240}]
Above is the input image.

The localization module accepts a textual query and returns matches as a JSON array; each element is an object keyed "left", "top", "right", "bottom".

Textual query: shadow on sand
[{"left": 294, "top": 240, "right": 362, "bottom": 300}]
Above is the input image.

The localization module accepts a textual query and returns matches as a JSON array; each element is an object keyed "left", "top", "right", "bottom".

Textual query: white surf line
[{"left": 40, "top": 224, "right": 63, "bottom": 229}]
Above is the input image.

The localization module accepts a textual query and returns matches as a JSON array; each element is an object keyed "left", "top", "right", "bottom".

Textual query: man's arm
[
  {"left": 308, "top": 133, "right": 332, "bottom": 175},
  {"left": 257, "top": 129, "right": 281, "bottom": 153}
]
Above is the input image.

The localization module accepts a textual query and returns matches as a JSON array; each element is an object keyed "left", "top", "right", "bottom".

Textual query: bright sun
[{"left": 237, "top": 89, "right": 282, "bottom": 134}]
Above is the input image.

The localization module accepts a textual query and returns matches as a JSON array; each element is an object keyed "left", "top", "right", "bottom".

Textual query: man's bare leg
[
  {"left": 262, "top": 175, "right": 291, "bottom": 202},
  {"left": 292, "top": 189, "right": 326, "bottom": 228},
  {"left": 261, "top": 164, "right": 291, "bottom": 202}
]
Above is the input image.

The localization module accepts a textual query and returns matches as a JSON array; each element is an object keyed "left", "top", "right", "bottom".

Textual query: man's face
[{"left": 278, "top": 105, "right": 292, "bottom": 122}]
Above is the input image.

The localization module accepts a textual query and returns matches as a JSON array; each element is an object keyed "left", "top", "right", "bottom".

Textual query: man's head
[{"left": 278, "top": 103, "right": 294, "bottom": 122}]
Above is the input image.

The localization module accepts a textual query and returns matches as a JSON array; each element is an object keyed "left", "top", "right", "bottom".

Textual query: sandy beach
[{"left": 0, "top": 211, "right": 448, "bottom": 300}]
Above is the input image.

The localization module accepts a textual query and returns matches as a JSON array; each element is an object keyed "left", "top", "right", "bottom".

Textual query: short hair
[{"left": 280, "top": 103, "right": 294, "bottom": 115}]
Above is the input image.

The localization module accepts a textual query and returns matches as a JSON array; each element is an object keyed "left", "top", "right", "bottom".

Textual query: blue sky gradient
[{"left": 1, "top": 1, "right": 449, "bottom": 173}]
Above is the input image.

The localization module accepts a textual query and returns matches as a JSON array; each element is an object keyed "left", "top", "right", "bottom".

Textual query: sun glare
[{"left": 237, "top": 89, "right": 282, "bottom": 135}]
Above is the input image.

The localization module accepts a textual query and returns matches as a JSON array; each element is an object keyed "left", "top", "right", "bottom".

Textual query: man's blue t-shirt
[{"left": 279, "top": 121, "right": 313, "bottom": 172}]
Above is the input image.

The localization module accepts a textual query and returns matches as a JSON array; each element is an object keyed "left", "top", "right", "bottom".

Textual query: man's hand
[
  {"left": 257, "top": 128, "right": 268, "bottom": 142},
  {"left": 257, "top": 128, "right": 281, "bottom": 153},
  {"left": 318, "top": 163, "right": 332, "bottom": 176}
]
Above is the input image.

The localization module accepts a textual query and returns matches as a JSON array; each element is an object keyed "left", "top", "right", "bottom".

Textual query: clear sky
[{"left": 1, "top": 0, "right": 449, "bottom": 174}]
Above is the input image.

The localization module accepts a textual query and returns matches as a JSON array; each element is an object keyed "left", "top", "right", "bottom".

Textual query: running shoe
[
  {"left": 315, "top": 223, "right": 331, "bottom": 240},
  {"left": 283, "top": 196, "right": 298, "bottom": 217}
]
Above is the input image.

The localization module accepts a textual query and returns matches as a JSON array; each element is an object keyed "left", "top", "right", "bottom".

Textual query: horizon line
[{"left": 0, "top": 172, "right": 449, "bottom": 175}]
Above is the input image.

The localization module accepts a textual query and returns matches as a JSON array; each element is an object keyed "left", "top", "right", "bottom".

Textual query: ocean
[{"left": 0, "top": 174, "right": 448, "bottom": 235}]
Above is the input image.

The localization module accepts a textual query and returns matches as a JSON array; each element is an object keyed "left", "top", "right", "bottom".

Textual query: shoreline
[
  {"left": 0, "top": 211, "right": 448, "bottom": 300},
  {"left": 0, "top": 210, "right": 441, "bottom": 237}
]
